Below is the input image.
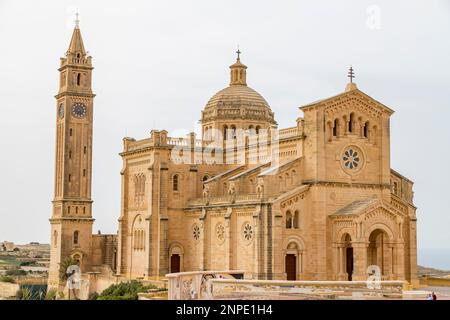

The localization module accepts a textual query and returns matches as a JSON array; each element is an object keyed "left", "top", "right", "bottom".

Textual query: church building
[{"left": 48, "top": 21, "right": 418, "bottom": 290}]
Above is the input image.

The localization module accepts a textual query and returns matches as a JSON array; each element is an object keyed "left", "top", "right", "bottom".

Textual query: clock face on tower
[
  {"left": 72, "top": 103, "right": 87, "bottom": 119},
  {"left": 58, "top": 103, "right": 64, "bottom": 119}
]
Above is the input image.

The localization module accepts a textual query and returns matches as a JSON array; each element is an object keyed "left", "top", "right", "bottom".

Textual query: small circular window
[{"left": 342, "top": 146, "right": 363, "bottom": 172}]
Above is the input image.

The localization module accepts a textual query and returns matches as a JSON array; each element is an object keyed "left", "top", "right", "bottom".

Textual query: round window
[{"left": 342, "top": 146, "right": 363, "bottom": 173}]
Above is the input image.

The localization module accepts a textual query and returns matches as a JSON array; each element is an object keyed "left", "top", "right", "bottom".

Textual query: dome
[
  {"left": 201, "top": 52, "right": 276, "bottom": 124},
  {"left": 206, "top": 85, "right": 271, "bottom": 110}
]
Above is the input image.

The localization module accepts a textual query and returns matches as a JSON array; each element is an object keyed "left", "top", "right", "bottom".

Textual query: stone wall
[{"left": 0, "top": 282, "right": 19, "bottom": 298}]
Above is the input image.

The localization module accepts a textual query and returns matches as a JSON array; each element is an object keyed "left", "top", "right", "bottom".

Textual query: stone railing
[
  {"left": 166, "top": 270, "right": 245, "bottom": 300},
  {"left": 206, "top": 279, "right": 406, "bottom": 300},
  {"left": 235, "top": 194, "right": 259, "bottom": 202},
  {"left": 167, "top": 137, "right": 188, "bottom": 147},
  {"left": 279, "top": 126, "right": 299, "bottom": 139},
  {"left": 188, "top": 194, "right": 260, "bottom": 207}
]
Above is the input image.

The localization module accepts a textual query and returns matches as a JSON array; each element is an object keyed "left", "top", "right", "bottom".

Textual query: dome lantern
[{"left": 229, "top": 48, "right": 247, "bottom": 86}]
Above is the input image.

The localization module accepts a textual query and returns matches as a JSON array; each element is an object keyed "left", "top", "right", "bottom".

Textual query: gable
[{"left": 300, "top": 88, "right": 394, "bottom": 120}]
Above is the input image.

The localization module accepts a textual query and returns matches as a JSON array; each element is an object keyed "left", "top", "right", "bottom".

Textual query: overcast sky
[{"left": 0, "top": 1, "right": 449, "bottom": 266}]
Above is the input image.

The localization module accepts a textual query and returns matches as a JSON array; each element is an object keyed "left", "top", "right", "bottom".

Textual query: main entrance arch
[{"left": 367, "top": 228, "right": 392, "bottom": 279}]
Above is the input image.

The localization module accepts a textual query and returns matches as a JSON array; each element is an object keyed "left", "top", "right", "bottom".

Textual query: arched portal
[
  {"left": 343, "top": 234, "right": 353, "bottom": 281},
  {"left": 284, "top": 240, "right": 304, "bottom": 281},
  {"left": 368, "top": 229, "right": 391, "bottom": 278},
  {"left": 169, "top": 243, "right": 184, "bottom": 273}
]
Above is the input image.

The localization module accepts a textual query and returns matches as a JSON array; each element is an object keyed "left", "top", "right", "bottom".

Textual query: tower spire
[{"left": 67, "top": 11, "right": 86, "bottom": 57}]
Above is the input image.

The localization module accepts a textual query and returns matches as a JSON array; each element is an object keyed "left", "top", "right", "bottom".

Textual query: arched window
[
  {"left": 255, "top": 126, "right": 261, "bottom": 135},
  {"left": 134, "top": 174, "right": 146, "bottom": 205},
  {"left": 333, "top": 119, "right": 338, "bottom": 137},
  {"left": 231, "top": 125, "right": 237, "bottom": 139},
  {"left": 53, "top": 230, "right": 58, "bottom": 247},
  {"left": 286, "top": 211, "right": 293, "bottom": 228},
  {"left": 349, "top": 113, "right": 355, "bottom": 133},
  {"left": 73, "top": 231, "right": 79, "bottom": 245},
  {"left": 285, "top": 173, "right": 290, "bottom": 187},
  {"left": 279, "top": 176, "right": 284, "bottom": 192},
  {"left": 223, "top": 125, "right": 228, "bottom": 140},
  {"left": 363, "top": 121, "right": 369, "bottom": 138},
  {"left": 173, "top": 174, "right": 179, "bottom": 191},
  {"left": 202, "top": 175, "right": 209, "bottom": 189},
  {"left": 77, "top": 73, "right": 81, "bottom": 86},
  {"left": 294, "top": 211, "right": 299, "bottom": 229}
]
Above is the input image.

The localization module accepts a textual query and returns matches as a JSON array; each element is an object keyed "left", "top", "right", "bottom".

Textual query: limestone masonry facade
[{"left": 48, "top": 24, "right": 418, "bottom": 289}]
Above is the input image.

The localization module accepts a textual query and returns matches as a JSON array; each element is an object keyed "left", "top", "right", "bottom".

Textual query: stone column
[
  {"left": 272, "top": 207, "right": 284, "bottom": 280},
  {"left": 224, "top": 207, "right": 232, "bottom": 271},
  {"left": 252, "top": 206, "right": 261, "bottom": 279},
  {"left": 352, "top": 241, "right": 368, "bottom": 281},
  {"left": 198, "top": 209, "right": 207, "bottom": 271},
  {"left": 159, "top": 216, "right": 169, "bottom": 277},
  {"left": 395, "top": 241, "right": 405, "bottom": 280}
]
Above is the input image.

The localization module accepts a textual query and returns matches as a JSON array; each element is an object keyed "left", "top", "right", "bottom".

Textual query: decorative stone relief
[
  {"left": 192, "top": 224, "right": 200, "bottom": 241},
  {"left": 215, "top": 223, "right": 225, "bottom": 244},
  {"left": 242, "top": 222, "right": 254, "bottom": 243}
]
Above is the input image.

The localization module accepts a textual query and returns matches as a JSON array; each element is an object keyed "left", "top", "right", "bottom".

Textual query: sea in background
[{"left": 418, "top": 248, "right": 450, "bottom": 270}]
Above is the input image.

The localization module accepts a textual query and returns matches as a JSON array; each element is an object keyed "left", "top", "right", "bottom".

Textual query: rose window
[{"left": 343, "top": 147, "right": 361, "bottom": 170}]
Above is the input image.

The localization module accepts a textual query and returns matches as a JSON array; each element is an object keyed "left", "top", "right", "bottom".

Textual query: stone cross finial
[
  {"left": 348, "top": 66, "right": 355, "bottom": 83},
  {"left": 236, "top": 46, "right": 241, "bottom": 60},
  {"left": 75, "top": 9, "right": 80, "bottom": 28}
]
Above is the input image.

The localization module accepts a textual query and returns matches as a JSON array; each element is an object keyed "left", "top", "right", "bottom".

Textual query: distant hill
[{"left": 418, "top": 265, "right": 450, "bottom": 278}]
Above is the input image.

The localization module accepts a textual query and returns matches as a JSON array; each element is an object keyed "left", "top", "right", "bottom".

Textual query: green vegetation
[
  {"left": 5, "top": 269, "right": 27, "bottom": 276},
  {"left": 0, "top": 255, "right": 21, "bottom": 266},
  {"left": 45, "top": 289, "right": 58, "bottom": 300},
  {"left": 15, "top": 285, "right": 47, "bottom": 300},
  {"left": 94, "top": 281, "right": 159, "bottom": 300},
  {"left": 59, "top": 257, "right": 78, "bottom": 281},
  {"left": 0, "top": 275, "right": 15, "bottom": 283},
  {"left": 15, "top": 288, "right": 43, "bottom": 300}
]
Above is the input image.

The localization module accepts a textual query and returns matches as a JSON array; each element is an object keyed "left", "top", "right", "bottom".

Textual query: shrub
[
  {"left": 0, "top": 275, "right": 15, "bottom": 283},
  {"left": 96, "top": 281, "right": 157, "bottom": 300},
  {"left": 88, "top": 292, "right": 99, "bottom": 300},
  {"left": 45, "top": 289, "right": 58, "bottom": 300},
  {"left": 59, "top": 257, "right": 78, "bottom": 281},
  {"left": 16, "top": 288, "right": 32, "bottom": 300}
]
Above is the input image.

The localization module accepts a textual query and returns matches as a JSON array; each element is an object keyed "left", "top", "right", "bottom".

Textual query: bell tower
[{"left": 48, "top": 15, "right": 95, "bottom": 289}]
